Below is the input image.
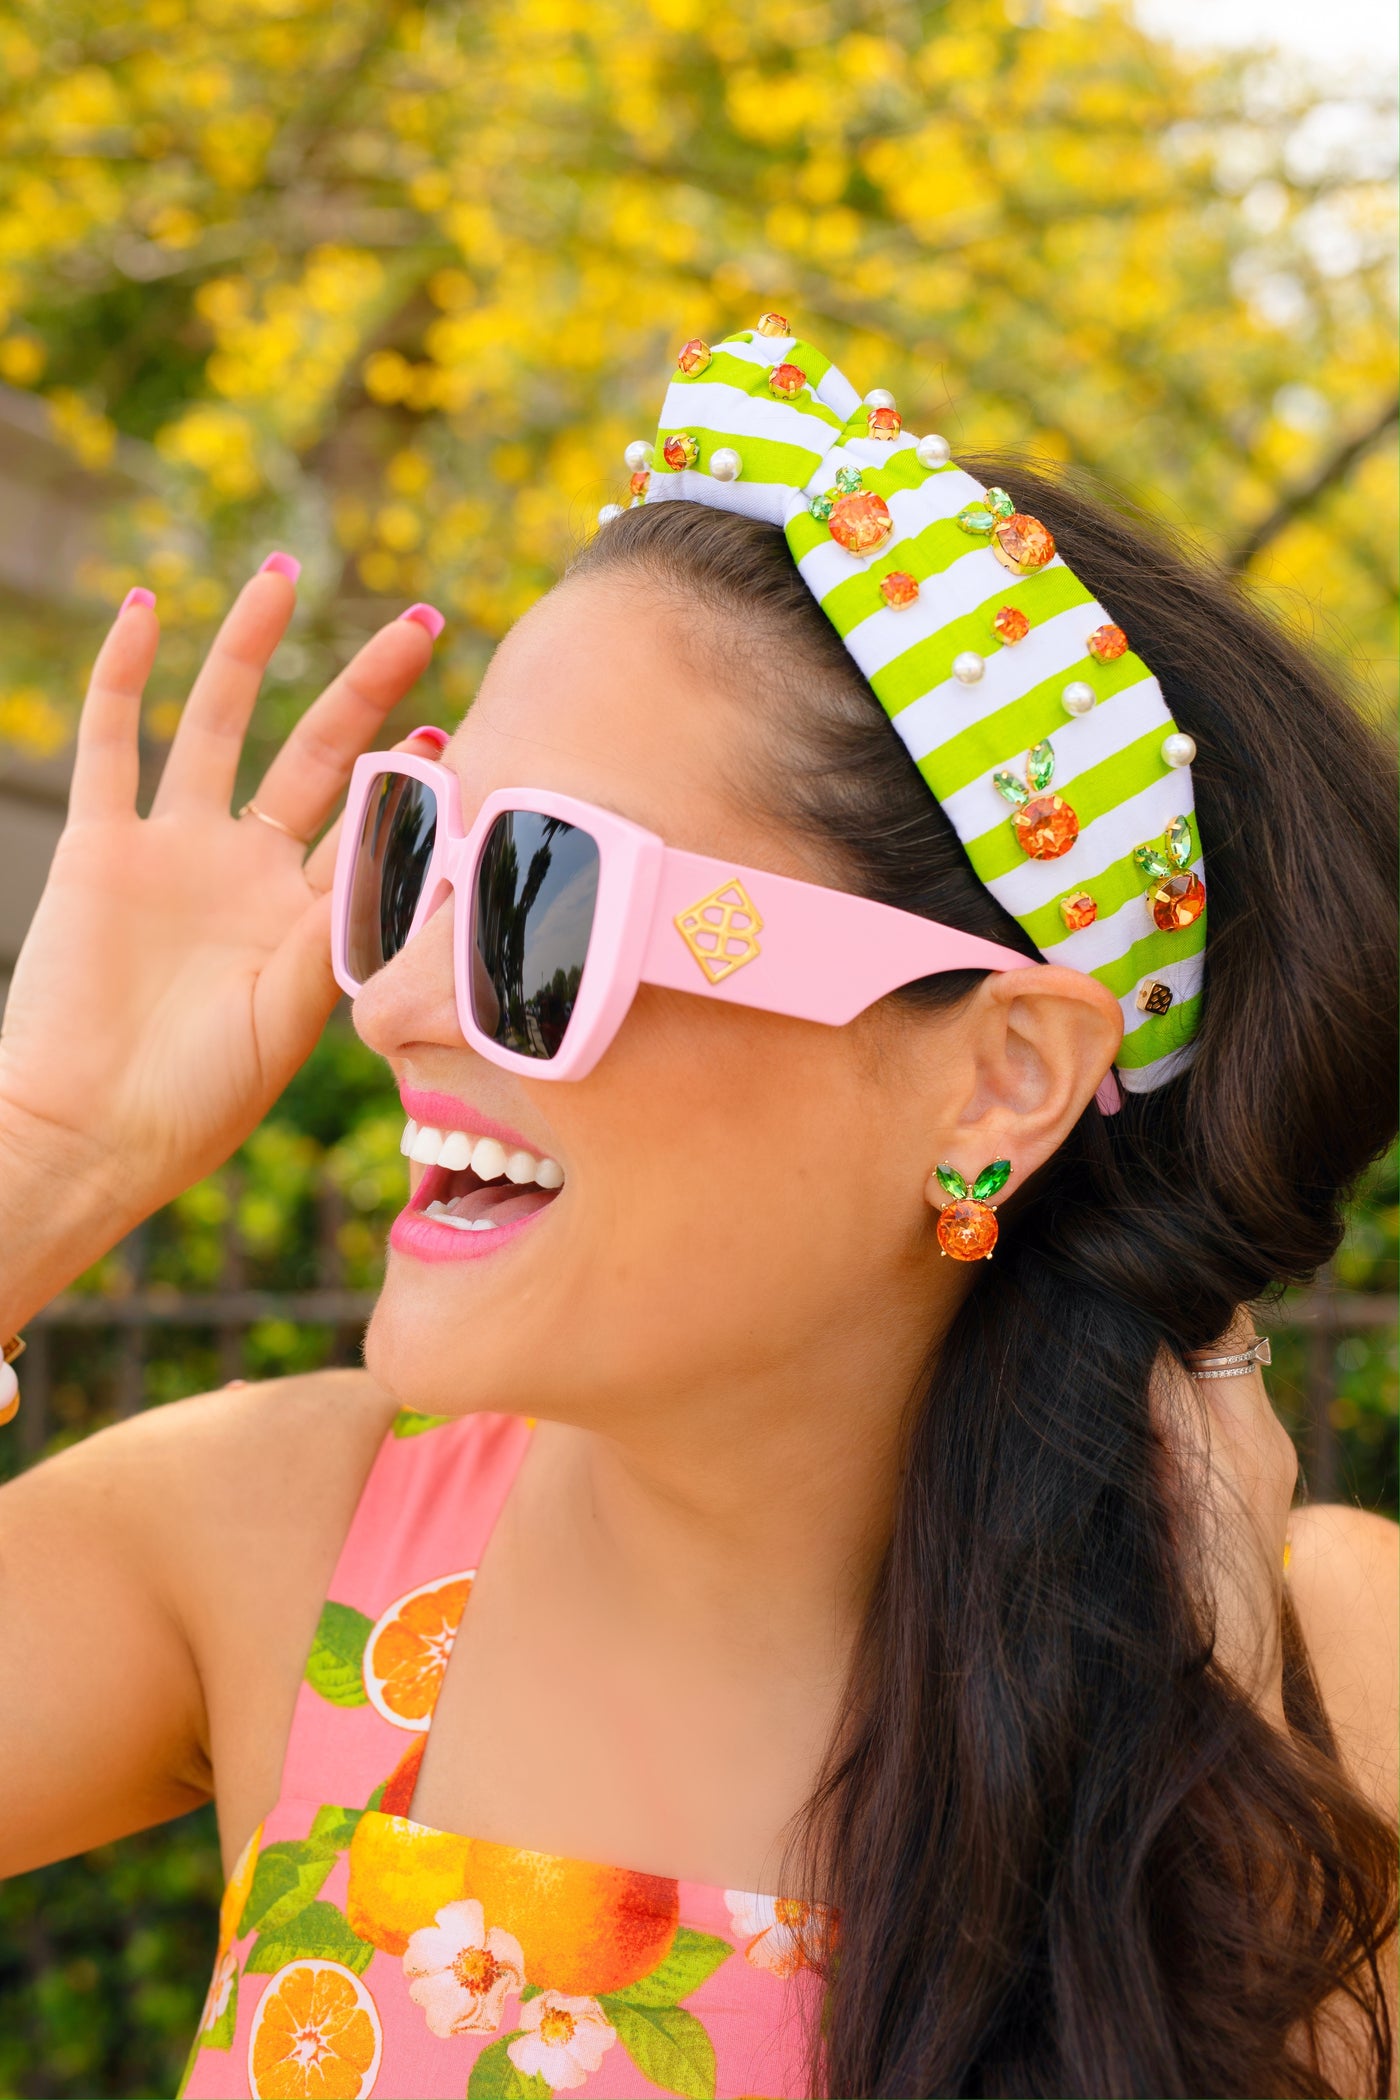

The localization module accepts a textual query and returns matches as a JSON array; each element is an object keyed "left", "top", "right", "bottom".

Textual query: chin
[{"left": 361, "top": 1272, "right": 501, "bottom": 1419}]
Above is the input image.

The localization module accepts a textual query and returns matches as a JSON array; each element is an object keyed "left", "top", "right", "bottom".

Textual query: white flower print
[
  {"left": 724, "top": 1889, "right": 817, "bottom": 1978},
  {"left": 506, "top": 1991, "right": 617, "bottom": 2091},
  {"left": 199, "top": 1946, "right": 238, "bottom": 2033},
  {"left": 403, "top": 1897, "right": 525, "bottom": 2038}
]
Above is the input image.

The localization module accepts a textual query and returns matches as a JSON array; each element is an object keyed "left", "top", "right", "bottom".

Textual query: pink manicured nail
[
  {"left": 401, "top": 602, "right": 446, "bottom": 640},
  {"left": 121, "top": 587, "right": 156, "bottom": 612},
  {"left": 407, "top": 725, "right": 449, "bottom": 752},
  {"left": 259, "top": 551, "right": 301, "bottom": 582}
]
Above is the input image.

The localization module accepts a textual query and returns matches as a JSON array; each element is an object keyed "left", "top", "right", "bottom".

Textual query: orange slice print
[
  {"left": 362, "top": 1570, "right": 474, "bottom": 1730},
  {"left": 247, "top": 1959, "right": 382, "bottom": 2100}
]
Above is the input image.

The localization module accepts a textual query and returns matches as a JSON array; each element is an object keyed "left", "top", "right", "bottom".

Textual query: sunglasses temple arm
[{"left": 639, "top": 849, "right": 1036, "bottom": 1025}]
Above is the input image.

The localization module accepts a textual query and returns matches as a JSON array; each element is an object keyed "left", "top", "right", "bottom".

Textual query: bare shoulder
[{"left": 1287, "top": 1502, "right": 1398, "bottom": 1815}]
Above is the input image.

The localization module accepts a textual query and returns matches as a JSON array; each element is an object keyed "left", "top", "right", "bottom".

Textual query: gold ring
[{"left": 239, "top": 799, "right": 310, "bottom": 847}]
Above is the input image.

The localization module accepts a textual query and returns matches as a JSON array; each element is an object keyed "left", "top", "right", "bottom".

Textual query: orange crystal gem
[
  {"left": 867, "top": 404, "right": 902, "bottom": 440},
  {"left": 676, "top": 338, "right": 712, "bottom": 375},
  {"left": 1059, "top": 890, "right": 1097, "bottom": 931},
  {"left": 1149, "top": 869, "right": 1206, "bottom": 931},
  {"left": 1013, "top": 793, "right": 1079, "bottom": 860},
  {"left": 628, "top": 470, "right": 649, "bottom": 497},
  {"left": 662, "top": 432, "right": 699, "bottom": 471},
  {"left": 1086, "top": 623, "right": 1128, "bottom": 662},
  {"left": 755, "top": 311, "right": 790, "bottom": 337},
  {"left": 993, "top": 605, "right": 1030, "bottom": 644},
  {"left": 769, "top": 361, "right": 806, "bottom": 399},
  {"left": 993, "top": 513, "right": 1056, "bottom": 573},
  {"left": 880, "top": 570, "right": 919, "bottom": 609},
  {"left": 937, "top": 1198, "right": 1000, "bottom": 1262},
  {"left": 828, "top": 491, "right": 893, "bottom": 555}
]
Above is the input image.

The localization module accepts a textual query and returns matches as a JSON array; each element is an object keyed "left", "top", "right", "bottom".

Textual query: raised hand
[{"left": 0, "top": 562, "right": 445, "bottom": 1325}]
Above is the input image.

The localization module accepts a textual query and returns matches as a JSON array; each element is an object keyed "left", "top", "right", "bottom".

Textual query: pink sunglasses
[{"left": 331, "top": 751, "right": 1037, "bottom": 1081}]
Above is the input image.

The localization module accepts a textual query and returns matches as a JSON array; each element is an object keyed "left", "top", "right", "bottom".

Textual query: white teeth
[
  {"left": 409, "top": 1124, "right": 443, "bottom": 1165},
  {"left": 469, "top": 1137, "right": 508, "bottom": 1181},
  {"left": 403, "top": 1117, "right": 564, "bottom": 1193},
  {"left": 424, "top": 1201, "right": 498, "bottom": 1232},
  {"left": 439, "top": 1129, "right": 475, "bottom": 1172}
]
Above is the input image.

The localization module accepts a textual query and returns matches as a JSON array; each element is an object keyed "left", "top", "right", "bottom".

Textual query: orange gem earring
[{"left": 934, "top": 1158, "right": 1011, "bottom": 1260}]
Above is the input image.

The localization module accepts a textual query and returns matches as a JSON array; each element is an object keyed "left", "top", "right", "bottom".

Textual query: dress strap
[{"left": 274, "top": 1410, "right": 531, "bottom": 1814}]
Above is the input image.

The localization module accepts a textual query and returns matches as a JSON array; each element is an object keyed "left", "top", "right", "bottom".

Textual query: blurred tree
[{"left": 0, "top": 0, "right": 1393, "bottom": 767}]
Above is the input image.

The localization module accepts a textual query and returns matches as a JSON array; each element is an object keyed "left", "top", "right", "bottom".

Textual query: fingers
[
  {"left": 243, "top": 608, "right": 444, "bottom": 846},
  {"left": 68, "top": 592, "right": 161, "bottom": 823},
  {"left": 149, "top": 558, "right": 300, "bottom": 818}
]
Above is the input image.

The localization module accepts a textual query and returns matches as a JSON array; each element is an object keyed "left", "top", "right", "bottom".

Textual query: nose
[{"left": 352, "top": 886, "right": 464, "bottom": 1058}]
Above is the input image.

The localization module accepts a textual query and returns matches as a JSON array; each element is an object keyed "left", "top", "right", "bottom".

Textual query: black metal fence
[{"left": 14, "top": 1178, "right": 1399, "bottom": 1502}]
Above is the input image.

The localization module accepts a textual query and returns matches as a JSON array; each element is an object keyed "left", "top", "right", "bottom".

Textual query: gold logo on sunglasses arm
[{"left": 674, "top": 879, "right": 764, "bottom": 984}]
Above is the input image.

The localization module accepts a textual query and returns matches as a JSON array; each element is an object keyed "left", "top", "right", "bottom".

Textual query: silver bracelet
[{"left": 1183, "top": 1335, "right": 1272, "bottom": 1380}]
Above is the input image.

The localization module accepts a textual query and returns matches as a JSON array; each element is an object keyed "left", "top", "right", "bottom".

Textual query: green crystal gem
[
  {"left": 956, "top": 503, "right": 996, "bottom": 536},
  {"left": 1027, "top": 738, "right": 1055, "bottom": 791},
  {"left": 986, "top": 487, "right": 1016, "bottom": 520},
  {"left": 935, "top": 1162, "right": 969, "bottom": 1200},
  {"left": 809, "top": 492, "right": 834, "bottom": 522},
  {"left": 993, "top": 767, "right": 1029, "bottom": 808},
  {"left": 1165, "top": 814, "right": 1192, "bottom": 867},
  {"left": 972, "top": 1158, "right": 1012, "bottom": 1202},
  {"left": 834, "top": 465, "right": 864, "bottom": 494},
  {"left": 1134, "top": 843, "right": 1170, "bottom": 878}
]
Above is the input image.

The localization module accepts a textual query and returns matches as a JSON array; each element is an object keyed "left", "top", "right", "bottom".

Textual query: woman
[{"left": 0, "top": 319, "right": 1394, "bottom": 2100}]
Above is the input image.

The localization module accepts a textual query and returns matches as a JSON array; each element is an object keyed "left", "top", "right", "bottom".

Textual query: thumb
[{"left": 252, "top": 887, "right": 340, "bottom": 1094}]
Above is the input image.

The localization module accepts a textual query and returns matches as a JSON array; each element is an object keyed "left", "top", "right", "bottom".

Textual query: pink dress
[{"left": 181, "top": 1411, "right": 824, "bottom": 2100}]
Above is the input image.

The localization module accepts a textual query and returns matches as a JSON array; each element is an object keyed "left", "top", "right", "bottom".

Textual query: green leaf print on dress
[
  {"left": 601, "top": 1998, "right": 717, "bottom": 2100},
  {"left": 304, "top": 1599, "right": 373, "bottom": 1705},
  {"left": 244, "top": 1897, "right": 376, "bottom": 1977},
  {"left": 467, "top": 2035, "right": 551, "bottom": 2098}
]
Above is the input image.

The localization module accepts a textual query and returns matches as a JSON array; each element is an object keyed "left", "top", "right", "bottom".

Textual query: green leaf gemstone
[
  {"left": 1027, "top": 738, "right": 1055, "bottom": 791},
  {"left": 986, "top": 486, "right": 1016, "bottom": 519},
  {"left": 972, "top": 1158, "right": 1012, "bottom": 1201},
  {"left": 834, "top": 465, "right": 863, "bottom": 494},
  {"left": 1134, "top": 843, "right": 1170, "bottom": 878},
  {"left": 935, "top": 1162, "right": 969, "bottom": 1199},
  {"left": 1165, "top": 814, "right": 1192, "bottom": 866},
  {"left": 809, "top": 491, "right": 833, "bottom": 521},
  {"left": 956, "top": 502, "right": 995, "bottom": 535},
  {"left": 993, "top": 767, "right": 1029, "bottom": 807}
]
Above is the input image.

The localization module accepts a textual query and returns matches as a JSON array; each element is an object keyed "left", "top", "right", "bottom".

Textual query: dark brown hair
[{"left": 569, "top": 467, "right": 1398, "bottom": 2098}]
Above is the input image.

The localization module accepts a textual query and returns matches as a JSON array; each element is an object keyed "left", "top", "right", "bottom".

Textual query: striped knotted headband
[{"left": 599, "top": 315, "right": 1206, "bottom": 1096}]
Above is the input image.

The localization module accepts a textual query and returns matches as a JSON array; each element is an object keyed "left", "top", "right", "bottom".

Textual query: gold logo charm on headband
[{"left": 674, "top": 879, "right": 765, "bottom": 984}]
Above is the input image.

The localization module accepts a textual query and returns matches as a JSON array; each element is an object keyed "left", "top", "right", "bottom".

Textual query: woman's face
[{"left": 354, "top": 572, "right": 978, "bottom": 1435}]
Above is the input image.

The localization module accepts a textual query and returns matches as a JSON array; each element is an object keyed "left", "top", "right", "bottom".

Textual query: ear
[{"left": 921, "top": 966, "right": 1123, "bottom": 1206}]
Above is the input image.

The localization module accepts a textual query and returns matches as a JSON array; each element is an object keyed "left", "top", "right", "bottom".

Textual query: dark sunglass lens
[
  {"left": 472, "top": 813, "right": 600, "bottom": 1060},
  {"left": 346, "top": 773, "right": 438, "bottom": 982}
]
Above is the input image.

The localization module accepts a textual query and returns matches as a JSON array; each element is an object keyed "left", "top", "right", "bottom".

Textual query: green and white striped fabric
[{"left": 635, "top": 321, "right": 1206, "bottom": 1095}]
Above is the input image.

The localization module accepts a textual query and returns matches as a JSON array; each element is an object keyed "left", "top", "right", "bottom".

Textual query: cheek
[{"left": 540, "top": 997, "right": 913, "bottom": 1379}]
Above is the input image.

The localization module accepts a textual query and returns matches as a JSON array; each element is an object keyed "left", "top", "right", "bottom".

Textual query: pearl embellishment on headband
[
  {"left": 952, "top": 651, "right": 985, "bottom": 684},
  {"left": 1062, "top": 680, "right": 1096, "bottom": 716},
  {"left": 709, "top": 446, "right": 743, "bottom": 482},
  {"left": 864, "top": 388, "right": 896, "bottom": 410},
  {"left": 597, "top": 503, "right": 624, "bottom": 526},
  {"left": 1162, "top": 731, "right": 1197, "bottom": 767},
  {"left": 624, "top": 439, "right": 652, "bottom": 472},
  {"left": 916, "top": 433, "right": 951, "bottom": 468}
]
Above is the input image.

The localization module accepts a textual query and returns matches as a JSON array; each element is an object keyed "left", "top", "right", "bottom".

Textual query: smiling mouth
[{"left": 401, "top": 1118, "right": 565, "bottom": 1234}]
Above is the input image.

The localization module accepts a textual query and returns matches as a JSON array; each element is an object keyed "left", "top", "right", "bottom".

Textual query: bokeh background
[{"left": 0, "top": 0, "right": 1395, "bottom": 2091}]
